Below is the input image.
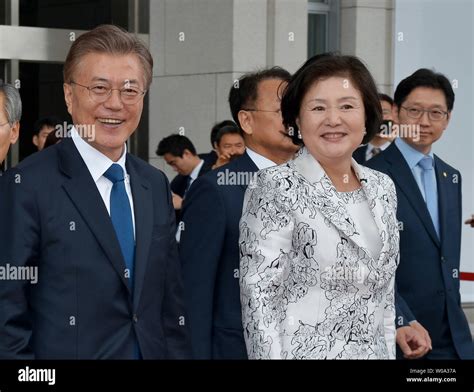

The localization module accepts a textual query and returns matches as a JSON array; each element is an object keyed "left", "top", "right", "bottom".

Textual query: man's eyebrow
[
  {"left": 90, "top": 77, "right": 140, "bottom": 85},
  {"left": 407, "top": 101, "right": 446, "bottom": 109}
]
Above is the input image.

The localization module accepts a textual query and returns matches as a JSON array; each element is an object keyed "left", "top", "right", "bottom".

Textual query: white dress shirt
[
  {"left": 71, "top": 127, "right": 136, "bottom": 237},
  {"left": 189, "top": 159, "right": 204, "bottom": 187},
  {"left": 246, "top": 147, "right": 277, "bottom": 170},
  {"left": 365, "top": 141, "right": 391, "bottom": 161}
]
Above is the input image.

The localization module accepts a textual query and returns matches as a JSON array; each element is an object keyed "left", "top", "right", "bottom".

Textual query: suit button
[
  {"left": 133, "top": 314, "right": 138, "bottom": 323},
  {"left": 441, "top": 256, "right": 446, "bottom": 262}
]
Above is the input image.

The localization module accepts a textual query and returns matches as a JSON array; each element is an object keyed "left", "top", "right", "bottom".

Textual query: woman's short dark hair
[{"left": 281, "top": 53, "right": 382, "bottom": 146}]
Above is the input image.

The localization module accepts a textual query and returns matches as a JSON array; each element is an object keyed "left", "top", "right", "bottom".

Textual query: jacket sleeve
[
  {"left": 0, "top": 169, "right": 37, "bottom": 359},
  {"left": 179, "top": 175, "right": 226, "bottom": 359},
  {"left": 383, "top": 175, "right": 399, "bottom": 359},
  {"left": 161, "top": 175, "right": 192, "bottom": 359},
  {"left": 239, "top": 171, "right": 294, "bottom": 359}
]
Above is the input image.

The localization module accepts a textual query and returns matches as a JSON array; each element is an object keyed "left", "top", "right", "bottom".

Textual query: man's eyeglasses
[
  {"left": 401, "top": 106, "right": 448, "bottom": 121},
  {"left": 70, "top": 81, "right": 146, "bottom": 105},
  {"left": 242, "top": 108, "right": 282, "bottom": 115}
]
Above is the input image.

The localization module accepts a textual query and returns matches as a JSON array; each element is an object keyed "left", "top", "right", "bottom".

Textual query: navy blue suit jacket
[
  {"left": 170, "top": 161, "right": 212, "bottom": 198},
  {"left": 0, "top": 139, "right": 191, "bottom": 359},
  {"left": 367, "top": 143, "right": 473, "bottom": 359},
  {"left": 352, "top": 145, "right": 368, "bottom": 164},
  {"left": 179, "top": 151, "right": 258, "bottom": 359}
]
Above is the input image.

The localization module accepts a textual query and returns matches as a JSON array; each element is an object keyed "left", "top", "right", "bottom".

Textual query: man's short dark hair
[
  {"left": 33, "top": 116, "right": 62, "bottom": 136},
  {"left": 215, "top": 124, "right": 242, "bottom": 147},
  {"left": 394, "top": 68, "right": 454, "bottom": 111},
  {"left": 281, "top": 52, "right": 382, "bottom": 146},
  {"left": 156, "top": 134, "right": 197, "bottom": 157},
  {"left": 210, "top": 120, "right": 237, "bottom": 147},
  {"left": 379, "top": 93, "right": 393, "bottom": 106},
  {"left": 228, "top": 67, "right": 291, "bottom": 130}
]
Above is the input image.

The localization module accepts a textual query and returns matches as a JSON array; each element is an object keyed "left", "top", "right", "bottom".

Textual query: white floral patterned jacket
[{"left": 239, "top": 147, "right": 399, "bottom": 359}]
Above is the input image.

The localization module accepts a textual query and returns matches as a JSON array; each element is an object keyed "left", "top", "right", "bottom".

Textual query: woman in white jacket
[{"left": 239, "top": 53, "right": 399, "bottom": 359}]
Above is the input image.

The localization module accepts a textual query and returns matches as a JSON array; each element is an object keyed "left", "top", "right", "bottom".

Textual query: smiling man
[
  {"left": 179, "top": 67, "right": 298, "bottom": 359},
  {"left": 367, "top": 68, "right": 474, "bottom": 359},
  {"left": 0, "top": 25, "right": 190, "bottom": 359}
]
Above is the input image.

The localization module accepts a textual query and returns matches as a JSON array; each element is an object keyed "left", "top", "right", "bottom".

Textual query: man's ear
[
  {"left": 446, "top": 110, "right": 452, "bottom": 125},
  {"left": 10, "top": 121, "right": 20, "bottom": 145},
  {"left": 238, "top": 110, "right": 252, "bottom": 136},
  {"left": 63, "top": 83, "right": 73, "bottom": 116},
  {"left": 32, "top": 134, "right": 39, "bottom": 147},
  {"left": 392, "top": 105, "right": 400, "bottom": 123}
]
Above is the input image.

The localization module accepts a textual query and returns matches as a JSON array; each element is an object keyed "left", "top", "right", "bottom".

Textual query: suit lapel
[
  {"left": 384, "top": 143, "right": 440, "bottom": 247},
  {"left": 434, "top": 156, "right": 452, "bottom": 252},
  {"left": 126, "top": 157, "right": 153, "bottom": 309},
  {"left": 58, "top": 139, "right": 132, "bottom": 295}
]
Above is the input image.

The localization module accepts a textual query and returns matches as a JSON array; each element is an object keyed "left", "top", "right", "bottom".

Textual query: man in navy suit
[
  {"left": 0, "top": 25, "right": 190, "bottom": 359},
  {"left": 179, "top": 67, "right": 298, "bottom": 359},
  {"left": 353, "top": 93, "right": 394, "bottom": 164},
  {"left": 156, "top": 134, "right": 212, "bottom": 219},
  {"left": 367, "top": 68, "right": 473, "bottom": 359}
]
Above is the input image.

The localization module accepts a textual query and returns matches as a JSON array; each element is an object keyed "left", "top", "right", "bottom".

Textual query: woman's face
[{"left": 296, "top": 76, "right": 366, "bottom": 165}]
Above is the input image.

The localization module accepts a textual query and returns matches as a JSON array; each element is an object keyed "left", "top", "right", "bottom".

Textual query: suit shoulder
[
  {"left": 15, "top": 145, "right": 59, "bottom": 173},
  {"left": 434, "top": 155, "right": 459, "bottom": 175},
  {"left": 127, "top": 154, "right": 167, "bottom": 182}
]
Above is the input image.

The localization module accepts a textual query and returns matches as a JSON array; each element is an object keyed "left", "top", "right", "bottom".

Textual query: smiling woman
[{"left": 238, "top": 53, "right": 400, "bottom": 360}]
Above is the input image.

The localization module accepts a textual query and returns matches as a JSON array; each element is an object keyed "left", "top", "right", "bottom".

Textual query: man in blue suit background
[
  {"left": 368, "top": 68, "right": 473, "bottom": 359},
  {"left": 179, "top": 67, "right": 298, "bottom": 359},
  {"left": 0, "top": 25, "right": 190, "bottom": 359}
]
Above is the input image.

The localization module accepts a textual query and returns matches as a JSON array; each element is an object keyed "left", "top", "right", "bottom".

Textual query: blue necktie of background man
[
  {"left": 103, "top": 163, "right": 136, "bottom": 290},
  {"left": 418, "top": 156, "right": 440, "bottom": 238}
]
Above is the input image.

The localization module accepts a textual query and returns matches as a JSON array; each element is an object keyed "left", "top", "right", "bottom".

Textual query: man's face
[
  {"left": 0, "top": 93, "right": 20, "bottom": 164},
  {"left": 215, "top": 133, "right": 245, "bottom": 160},
  {"left": 396, "top": 87, "right": 450, "bottom": 153},
  {"left": 241, "top": 79, "right": 297, "bottom": 158},
  {"left": 163, "top": 150, "right": 195, "bottom": 176},
  {"left": 33, "top": 125, "right": 55, "bottom": 151},
  {"left": 63, "top": 52, "right": 146, "bottom": 161},
  {"left": 381, "top": 100, "right": 394, "bottom": 121}
]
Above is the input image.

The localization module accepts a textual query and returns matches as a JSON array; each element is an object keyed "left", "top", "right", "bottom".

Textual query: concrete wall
[
  {"left": 147, "top": 0, "right": 307, "bottom": 179},
  {"left": 340, "top": 0, "right": 394, "bottom": 94}
]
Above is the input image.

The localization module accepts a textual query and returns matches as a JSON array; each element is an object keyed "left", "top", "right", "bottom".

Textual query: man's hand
[
  {"left": 172, "top": 193, "right": 183, "bottom": 210},
  {"left": 409, "top": 320, "right": 432, "bottom": 350},
  {"left": 212, "top": 152, "right": 233, "bottom": 169},
  {"left": 464, "top": 215, "right": 474, "bottom": 227},
  {"left": 396, "top": 325, "right": 431, "bottom": 359}
]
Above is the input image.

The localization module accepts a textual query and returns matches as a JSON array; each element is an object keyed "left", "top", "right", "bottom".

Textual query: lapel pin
[{"left": 443, "top": 172, "right": 447, "bottom": 178}]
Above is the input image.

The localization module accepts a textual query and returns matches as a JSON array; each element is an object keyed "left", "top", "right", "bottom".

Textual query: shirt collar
[
  {"left": 71, "top": 126, "right": 128, "bottom": 182},
  {"left": 189, "top": 159, "right": 204, "bottom": 181},
  {"left": 367, "top": 140, "right": 391, "bottom": 153},
  {"left": 245, "top": 147, "right": 276, "bottom": 170},
  {"left": 395, "top": 138, "right": 433, "bottom": 170}
]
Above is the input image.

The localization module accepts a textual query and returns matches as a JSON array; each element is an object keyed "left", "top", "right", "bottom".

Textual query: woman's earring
[
  {"left": 297, "top": 130, "right": 302, "bottom": 139},
  {"left": 363, "top": 127, "right": 367, "bottom": 135}
]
